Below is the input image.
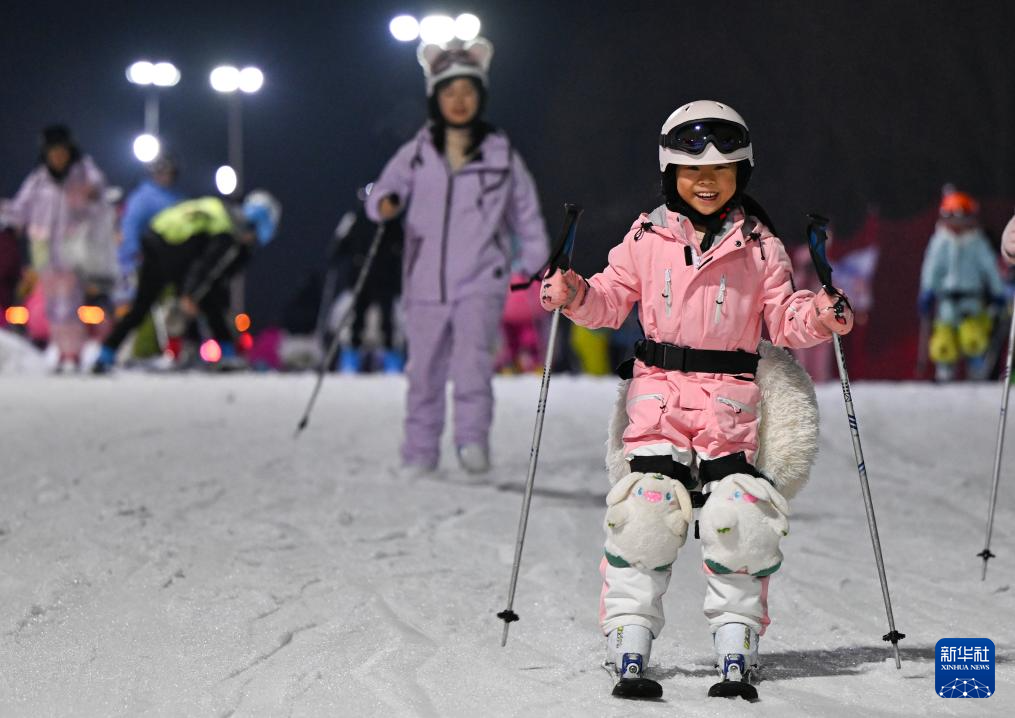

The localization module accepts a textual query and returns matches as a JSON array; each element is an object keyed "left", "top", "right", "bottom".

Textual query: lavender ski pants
[{"left": 402, "top": 295, "right": 505, "bottom": 467}]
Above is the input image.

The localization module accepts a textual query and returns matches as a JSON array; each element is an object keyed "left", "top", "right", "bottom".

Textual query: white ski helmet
[
  {"left": 242, "top": 190, "right": 282, "bottom": 246},
  {"left": 658, "top": 100, "right": 753, "bottom": 171}
]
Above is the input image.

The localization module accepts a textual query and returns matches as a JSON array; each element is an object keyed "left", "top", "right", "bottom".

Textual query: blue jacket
[
  {"left": 119, "top": 180, "right": 184, "bottom": 272},
  {"left": 919, "top": 224, "right": 1004, "bottom": 323}
]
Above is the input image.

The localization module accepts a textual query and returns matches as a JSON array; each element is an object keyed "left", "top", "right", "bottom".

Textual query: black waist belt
[
  {"left": 943, "top": 291, "right": 982, "bottom": 302},
  {"left": 634, "top": 339, "right": 759, "bottom": 375}
]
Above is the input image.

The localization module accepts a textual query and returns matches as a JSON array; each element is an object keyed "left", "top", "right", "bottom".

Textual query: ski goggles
[{"left": 659, "top": 120, "right": 750, "bottom": 156}]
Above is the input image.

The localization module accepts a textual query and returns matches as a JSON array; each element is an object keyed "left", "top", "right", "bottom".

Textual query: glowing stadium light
[
  {"left": 210, "top": 65, "right": 241, "bottom": 93},
  {"left": 77, "top": 306, "right": 106, "bottom": 325},
  {"left": 419, "top": 15, "right": 455, "bottom": 44},
  {"left": 238, "top": 67, "right": 264, "bottom": 94},
  {"left": 200, "top": 339, "right": 222, "bottom": 363},
  {"left": 454, "top": 14, "right": 481, "bottom": 41},
  {"left": 5, "top": 306, "right": 29, "bottom": 325},
  {"left": 389, "top": 15, "right": 420, "bottom": 42},
  {"left": 151, "top": 62, "right": 180, "bottom": 87},
  {"left": 215, "top": 165, "right": 238, "bottom": 195},
  {"left": 126, "top": 61, "right": 155, "bottom": 85},
  {"left": 133, "top": 134, "right": 161, "bottom": 163}
]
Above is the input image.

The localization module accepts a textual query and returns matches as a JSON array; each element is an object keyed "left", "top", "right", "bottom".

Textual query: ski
[
  {"left": 708, "top": 655, "right": 758, "bottom": 701},
  {"left": 707, "top": 679, "right": 758, "bottom": 701},
  {"left": 604, "top": 654, "right": 663, "bottom": 700}
]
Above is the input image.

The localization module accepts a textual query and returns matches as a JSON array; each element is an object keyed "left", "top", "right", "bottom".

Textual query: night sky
[{"left": 3, "top": 1, "right": 1014, "bottom": 328}]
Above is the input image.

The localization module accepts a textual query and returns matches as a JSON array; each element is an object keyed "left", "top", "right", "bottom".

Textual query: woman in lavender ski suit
[{"left": 366, "top": 37, "right": 549, "bottom": 474}]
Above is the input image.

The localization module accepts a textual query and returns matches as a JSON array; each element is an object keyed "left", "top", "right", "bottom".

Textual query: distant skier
[
  {"left": 1, "top": 125, "right": 114, "bottom": 369},
  {"left": 366, "top": 36, "right": 549, "bottom": 475},
  {"left": 917, "top": 187, "right": 1005, "bottom": 381},
  {"left": 540, "top": 100, "right": 854, "bottom": 699},
  {"left": 331, "top": 198, "right": 404, "bottom": 374},
  {"left": 117, "top": 153, "right": 185, "bottom": 302},
  {"left": 92, "top": 191, "right": 280, "bottom": 373}
]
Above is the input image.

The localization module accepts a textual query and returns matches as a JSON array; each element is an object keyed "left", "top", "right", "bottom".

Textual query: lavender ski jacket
[{"left": 365, "top": 126, "right": 548, "bottom": 303}]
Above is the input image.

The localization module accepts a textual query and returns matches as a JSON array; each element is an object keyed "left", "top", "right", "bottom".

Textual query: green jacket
[
  {"left": 150, "top": 197, "right": 234, "bottom": 244},
  {"left": 148, "top": 197, "right": 249, "bottom": 298}
]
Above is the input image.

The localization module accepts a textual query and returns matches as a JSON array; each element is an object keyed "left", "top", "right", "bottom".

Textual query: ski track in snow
[{"left": 1, "top": 374, "right": 1013, "bottom": 716}]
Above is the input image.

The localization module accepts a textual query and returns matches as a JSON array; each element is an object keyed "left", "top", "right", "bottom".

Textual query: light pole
[
  {"left": 210, "top": 65, "right": 263, "bottom": 315},
  {"left": 209, "top": 65, "right": 263, "bottom": 196},
  {"left": 126, "top": 60, "right": 180, "bottom": 161}
]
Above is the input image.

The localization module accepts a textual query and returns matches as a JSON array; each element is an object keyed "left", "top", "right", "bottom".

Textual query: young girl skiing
[
  {"left": 540, "top": 100, "right": 854, "bottom": 698},
  {"left": 366, "top": 37, "right": 549, "bottom": 475}
]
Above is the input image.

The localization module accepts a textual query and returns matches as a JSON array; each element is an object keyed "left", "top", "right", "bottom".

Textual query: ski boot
[
  {"left": 91, "top": 345, "right": 116, "bottom": 375},
  {"left": 214, "top": 341, "right": 247, "bottom": 372},
  {"left": 934, "top": 362, "right": 955, "bottom": 382},
  {"left": 457, "top": 444, "right": 490, "bottom": 474},
  {"left": 709, "top": 623, "right": 759, "bottom": 701},
  {"left": 338, "top": 347, "right": 361, "bottom": 374},
  {"left": 380, "top": 348, "right": 404, "bottom": 374},
  {"left": 606, "top": 625, "right": 662, "bottom": 699}
]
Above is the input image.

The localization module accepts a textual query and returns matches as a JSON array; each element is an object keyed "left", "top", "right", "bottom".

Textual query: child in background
[{"left": 917, "top": 187, "right": 1005, "bottom": 381}]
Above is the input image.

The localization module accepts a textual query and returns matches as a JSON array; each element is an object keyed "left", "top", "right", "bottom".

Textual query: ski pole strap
[{"left": 628, "top": 339, "right": 759, "bottom": 376}]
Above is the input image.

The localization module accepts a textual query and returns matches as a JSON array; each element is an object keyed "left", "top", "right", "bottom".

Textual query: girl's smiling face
[
  {"left": 675, "top": 163, "right": 737, "bottom": 216},
  {"left": 437, "top": 77, "right": 480, "bottom": 126}
]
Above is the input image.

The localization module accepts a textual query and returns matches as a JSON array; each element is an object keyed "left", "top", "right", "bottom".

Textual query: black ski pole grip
[
  {"left": 510, "top": 203, "right": 583, "bottom": 290},
  {"left": 806, "top": 213, "right": 834, "bottom": 291},
  {"left": 806, "top": 212, "right": 852, "bottom": 322}
]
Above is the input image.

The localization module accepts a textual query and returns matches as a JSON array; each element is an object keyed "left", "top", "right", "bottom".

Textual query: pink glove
[
  {"left": 1002, "top": 214, "right": 1015, "bottom": 266},
  {"left": 540, "top": 268, "right": 587, "bottom": 312},
  {"left": 814, "top": 288, "right": 854, "bottom": 335}
]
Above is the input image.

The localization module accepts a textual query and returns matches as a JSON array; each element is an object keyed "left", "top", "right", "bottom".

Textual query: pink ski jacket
[
  {"left": 1003, "top": 214, "right": 1015, "bottom": 266},
  {"left": 566, "top": 205, "right": 833, "bottom": 355}
]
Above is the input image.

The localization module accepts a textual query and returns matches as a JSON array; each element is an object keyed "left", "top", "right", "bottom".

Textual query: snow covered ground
[{"left": 1, "top": 372, "right": 1013, "bottom": 716}]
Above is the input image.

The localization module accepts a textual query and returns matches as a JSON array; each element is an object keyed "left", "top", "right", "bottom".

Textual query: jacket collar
[
  {"left": 415, "top": 125, "right": 511, "bottom": 172},
  {"left": 639, "top": 204, "right": 748, "bottom": 253}
]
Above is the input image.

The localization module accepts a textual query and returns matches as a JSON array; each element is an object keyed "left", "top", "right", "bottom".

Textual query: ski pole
[
  {"left": 295, "top": 221, "right": 386, "bottom": 436},
  {"left": 914, "top": 315, "right": 930, "bottom": 380},
  {"left": 807, "top": 213, "right": 905, "bottom": 669},
  {"left": 498, "top": 203, "right": 583, "bottom": 646},
  {"left": 314, "top": 215, "right": 351, "bottom": 346},
  {"left": 978, "top": 303, "right": 1015, "bottom": 579}
]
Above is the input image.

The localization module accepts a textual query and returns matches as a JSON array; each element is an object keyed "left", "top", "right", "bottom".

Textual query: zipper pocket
[
  {"left": 627, "top": 393, "right": 665, "bottom": 408},
  {"left": 714, "top": 274, "right": 727, "bottom": 324},
  {"left": 717, "top": 396, "right": 756, "bottom": 415},
  {"left": 663, "top": 269, "right": 672, "bottom": 318}
]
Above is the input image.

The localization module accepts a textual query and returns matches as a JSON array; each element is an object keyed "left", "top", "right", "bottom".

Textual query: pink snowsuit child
[{"left": 542, "top": 101, "right": 854, "bottom": 692}]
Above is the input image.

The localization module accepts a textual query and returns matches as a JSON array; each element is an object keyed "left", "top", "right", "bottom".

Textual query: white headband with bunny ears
[{"left": 418, "top": 37, "right": 494, "bottom": 95}]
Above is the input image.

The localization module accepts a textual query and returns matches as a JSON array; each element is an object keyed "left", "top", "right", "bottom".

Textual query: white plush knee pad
[
  {"left": 603, "top": 472, "right": 694, "bottom": 571},
  {"left": 698, "top": 474, "right": 789, "bottom": 577},
  {"left": 606, "top": 624, "right": 653, "bottom": 668}
]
